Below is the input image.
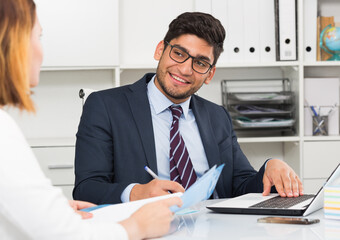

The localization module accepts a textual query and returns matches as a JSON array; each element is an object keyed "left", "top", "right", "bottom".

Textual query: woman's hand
[
  {"left": 68, "top": 200, "right": 96, "bottom": 219},
  {"left": 120, "top": 197, "right": 182, "bottom": 240}
]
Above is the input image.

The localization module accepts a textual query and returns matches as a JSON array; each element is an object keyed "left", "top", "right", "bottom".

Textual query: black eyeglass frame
[{"left": 165, "top": 41, "right": 214, "bottom": 74}]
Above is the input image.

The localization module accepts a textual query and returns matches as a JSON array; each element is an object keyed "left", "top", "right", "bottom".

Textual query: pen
[
  {"left": 144, "top": 166, "right": 160, "bottom": 179},
  {"left": 327, "top": 103, "right": 337, "bottom": 116},
  {"left": 310, "top": 106, "right": 318, "bottom": 117}
]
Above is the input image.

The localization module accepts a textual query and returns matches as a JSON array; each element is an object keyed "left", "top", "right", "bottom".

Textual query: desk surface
[{"left": 160, "top": 200, "right": 340, "bottom": 240}]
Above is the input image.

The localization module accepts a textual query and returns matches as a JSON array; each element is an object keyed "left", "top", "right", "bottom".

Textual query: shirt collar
[{"left": 147, "top": 75, "right": 191, "bottom": 119}]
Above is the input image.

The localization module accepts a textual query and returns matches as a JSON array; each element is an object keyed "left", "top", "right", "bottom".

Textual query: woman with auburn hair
[{"left": 0, "top": 0, "right": 181, "bottom": 239}]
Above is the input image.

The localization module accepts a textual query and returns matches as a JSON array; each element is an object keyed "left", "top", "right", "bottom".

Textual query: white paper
[{"left": 86, "top": 193, "right": 183, "bottom": 223}]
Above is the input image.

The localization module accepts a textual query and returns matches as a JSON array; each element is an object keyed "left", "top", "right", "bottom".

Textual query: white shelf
[
  {"left": 28, "top": 137, "right": 76, "bottom": 147},
  {"left": 41, "top": 66, "right": 119, "bottom": 71},
  {"left": 120, "top": 64, "right": 157, "bottom": 70},
  {"left": 303, "top": 62, "right": 340, "bottom": 67},
  {"left": 238, "top": 136, "right": 300, "bottom": 143},
  {"left": 216, "top": 61, "right": 300, "bottom": 68},
  {"left": 303, "top": 136, "right": 340, "bottom": 142}
]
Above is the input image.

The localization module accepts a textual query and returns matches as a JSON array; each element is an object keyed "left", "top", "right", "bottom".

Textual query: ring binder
[{"left": 275, "top": 0, "right": 298, "bottom": 61}]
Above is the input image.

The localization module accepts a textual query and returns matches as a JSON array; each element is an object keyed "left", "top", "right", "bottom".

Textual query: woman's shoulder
[
  {"left": 0, "top": 108, "right": 29, "bottom": 155},
  {"left": 0, "top": 109, "right": 23, "bottom": 136}
]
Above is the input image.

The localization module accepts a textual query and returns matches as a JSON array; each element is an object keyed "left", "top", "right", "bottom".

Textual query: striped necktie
[{"left": 169, "top": 105, "right": 197, "bottom": 189}]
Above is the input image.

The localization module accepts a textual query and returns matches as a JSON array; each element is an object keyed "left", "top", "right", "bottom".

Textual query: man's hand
[
  {"left": 130, "top": 179, "right": 185, "bottom": 201},
  {"left": 68, "top": 200, "right": 96, "bottom": 219},
  {"left": 262, "top": 159, "right": 303, "bottom": 197}
]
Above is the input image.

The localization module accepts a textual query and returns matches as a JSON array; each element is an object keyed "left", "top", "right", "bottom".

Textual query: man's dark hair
[{"left": 163, "top": 12, "right": 226, "bottom": 66}]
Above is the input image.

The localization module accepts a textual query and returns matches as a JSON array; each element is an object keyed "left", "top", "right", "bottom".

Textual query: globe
[{"left": 320, "top": 25, "right": 340, "bottom": 61}]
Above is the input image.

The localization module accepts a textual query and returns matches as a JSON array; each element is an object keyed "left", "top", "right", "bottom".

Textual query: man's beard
[{"left": 155, "top": 66, "right": 201, "bottom": 101}]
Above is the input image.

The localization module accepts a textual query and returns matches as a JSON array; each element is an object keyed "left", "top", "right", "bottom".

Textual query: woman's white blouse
[{"left": 0, "top": 109, "right": 128, "bottom": 240}]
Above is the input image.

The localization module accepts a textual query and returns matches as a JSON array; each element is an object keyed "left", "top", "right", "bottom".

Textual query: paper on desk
[
  {"left": 85, "top": 193, "right": 183, "bottom": 223},
  {"left": 84, "top": 164, "right": 224, "bottom": 223}
]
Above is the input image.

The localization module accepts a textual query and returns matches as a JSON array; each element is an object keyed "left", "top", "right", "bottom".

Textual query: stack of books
[{"left": 324, "top": 185, "right": 340, "bottom": 220}]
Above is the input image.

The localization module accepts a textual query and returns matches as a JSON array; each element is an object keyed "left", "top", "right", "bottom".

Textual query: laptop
[{"left": 207, "top": 163, "right": 340, "bottom": 216}]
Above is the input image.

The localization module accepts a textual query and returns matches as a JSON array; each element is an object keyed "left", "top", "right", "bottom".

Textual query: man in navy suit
[{"left": 73, "top": 12, "right": 303, "bottom": 204}]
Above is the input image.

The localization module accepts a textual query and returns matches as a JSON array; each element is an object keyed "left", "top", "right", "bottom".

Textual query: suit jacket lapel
[
  {"left": 125, "top": 74, "right": 158, "bottom": 174},
  {"left": 191, "top": 96, "right": 220, "bottom": 168},
  {"left": 191, "top": 96, "right": 226, "bottom": 196}
]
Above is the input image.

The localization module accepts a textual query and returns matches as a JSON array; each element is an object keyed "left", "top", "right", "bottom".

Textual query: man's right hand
[{"left": 130, "top": 179, "right": 185, "bottom": 201}]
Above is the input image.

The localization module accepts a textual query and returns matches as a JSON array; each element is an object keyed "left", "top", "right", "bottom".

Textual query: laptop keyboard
[{"left": 250, "top": 194, "right": 315, "bottom": 209}]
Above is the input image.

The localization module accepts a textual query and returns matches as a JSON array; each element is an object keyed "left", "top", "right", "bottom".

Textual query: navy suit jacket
[{"left": 73, "top": 73, "right": 267, "bottom": 204}]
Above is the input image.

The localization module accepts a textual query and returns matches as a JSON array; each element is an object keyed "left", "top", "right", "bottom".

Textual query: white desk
[{"left": 160, "top": 200, "right": 340, "bottom": 240}]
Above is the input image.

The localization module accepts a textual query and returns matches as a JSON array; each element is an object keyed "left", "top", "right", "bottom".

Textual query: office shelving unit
[{"left": 9, "top": 0, "right": 340, "bottom": 198}]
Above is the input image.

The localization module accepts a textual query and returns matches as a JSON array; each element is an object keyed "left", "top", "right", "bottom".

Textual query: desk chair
[{"left": 79, "top": 88, "right": 97, "bottom": 105}]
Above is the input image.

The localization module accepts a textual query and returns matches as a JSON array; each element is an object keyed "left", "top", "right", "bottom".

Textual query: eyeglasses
[{"left": 165, "top": 41, "right": 213, "bottom": 74}]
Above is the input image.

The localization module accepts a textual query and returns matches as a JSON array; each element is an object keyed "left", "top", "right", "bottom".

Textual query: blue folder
[{"left": 82, "top": 164, "right": 225, "bottom": 213}]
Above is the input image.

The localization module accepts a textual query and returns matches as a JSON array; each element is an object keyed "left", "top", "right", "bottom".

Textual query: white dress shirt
[
  {"left": 0, "top": 109, "right": 128, "bottom": 240},
  {"left": 148, "top": 76, "right": 209, "bottom": 179},
  {"left": 121, "top": 75, "right": 209, "bottom": 202}
]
